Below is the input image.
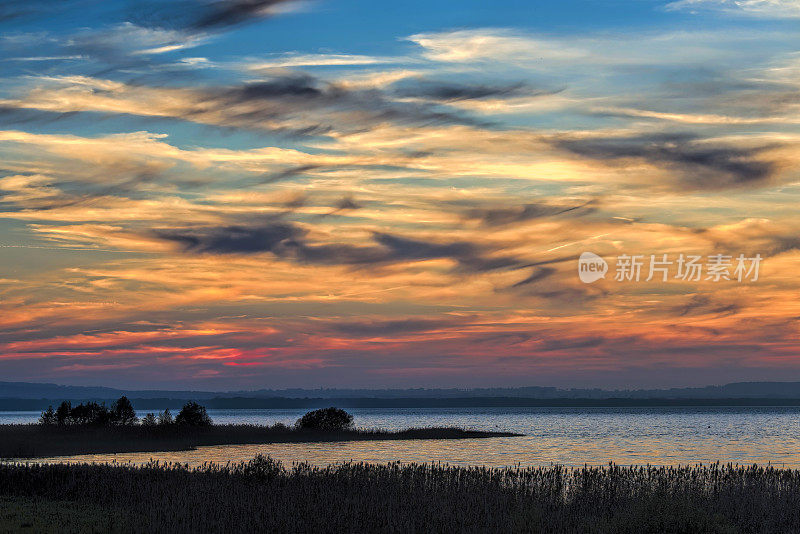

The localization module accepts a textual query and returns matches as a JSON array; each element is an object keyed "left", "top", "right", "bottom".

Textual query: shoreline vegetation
[
  {"left": 2, "top": 458, "right": 799, "bottom": 532},
  {"left": 0, "top": 401, "right": 518, "bottom": 459},
  {"left": 0, "top": 424, "right": 519, "bottom": 459}
]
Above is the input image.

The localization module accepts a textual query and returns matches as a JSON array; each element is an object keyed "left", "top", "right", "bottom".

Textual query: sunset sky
[{"left": 0, "top": 0, "right": 798, "bottom": 390}]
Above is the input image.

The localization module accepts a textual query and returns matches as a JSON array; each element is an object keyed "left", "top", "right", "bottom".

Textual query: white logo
[{"left": 578, "top": 252, "right": 608, "bottom": 283}]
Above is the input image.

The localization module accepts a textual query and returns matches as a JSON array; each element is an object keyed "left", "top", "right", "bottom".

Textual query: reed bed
[{"left": 2, "top": 457, "right": 799, "bottom": 532}]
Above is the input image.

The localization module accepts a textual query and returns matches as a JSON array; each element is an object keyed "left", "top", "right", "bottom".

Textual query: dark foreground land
[
  {"left": 1, "top": 459, "right": 799, "bottom": 533},
  {"left": 0, "top": 424, "right": 518, "bottom": 459}
]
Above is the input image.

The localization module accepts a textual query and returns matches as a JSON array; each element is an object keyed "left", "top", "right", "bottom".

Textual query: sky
[{"left": 0, "top": 0, "right": 798, "bottom": 390}]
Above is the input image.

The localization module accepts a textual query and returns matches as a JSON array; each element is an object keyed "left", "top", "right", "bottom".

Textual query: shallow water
[{"left": 8, "top": 406, "right": 800, "bottom": 468}]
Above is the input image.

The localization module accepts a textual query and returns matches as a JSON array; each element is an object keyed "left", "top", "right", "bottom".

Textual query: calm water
[{"left": 6, "top": 407, "right": 800, "bottom": 468}]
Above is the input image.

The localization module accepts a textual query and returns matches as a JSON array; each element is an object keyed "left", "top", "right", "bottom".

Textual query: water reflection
[{"left": 15, "top": 406, "right": 800, "bottom": 468}]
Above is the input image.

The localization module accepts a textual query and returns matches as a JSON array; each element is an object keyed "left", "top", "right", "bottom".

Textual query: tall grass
[{"left": 2, "top": 458, "right": 800, "bottom": 532}]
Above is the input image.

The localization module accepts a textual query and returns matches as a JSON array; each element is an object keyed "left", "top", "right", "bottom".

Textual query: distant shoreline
[
  {"left": 0, "top": 424, "right": 520, "bottom": 459},
  {"left": 6, "top": 397, "right": 800, "bottom": 410}
]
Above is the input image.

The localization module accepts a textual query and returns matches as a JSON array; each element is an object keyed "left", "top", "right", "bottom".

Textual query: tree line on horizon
[
  {"left": 38, "top": 397, "right": 212, "bottom": 427},
  {"left": 37, "top": 401, "right": 355, "bottom": 431}
]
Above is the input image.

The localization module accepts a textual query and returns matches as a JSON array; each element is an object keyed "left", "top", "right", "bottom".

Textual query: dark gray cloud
[
  {"left": 0, "top": 0, "right": 293, "bottom": 31},
  {"left": 372, "top": 233, "right": 519, "bottom": 272},
  {"left": 510, "top": 267, "right": 556, "bottom": 287},
  {"left": 154, "top": 221, "right": 302, "bottom": 254},
  {"left": 334, "top": 196, "right": 361, "bottom": 211},
  {"left": 128, "top": 0, "right": 297, "bottom": 32},
  {"left": 0, "top": 0, "right": 84, "bottom": 22},
  {"left": 1, "top": 71, "right": 489, "bottom": 136},
  {"left": 257, "top": 164, "right": 321, "bottom": 184},
  {"left": 553, "top": 133, "right": 779, "bottom": 190},
  {"left": 153, "top": 220, "right": 526, "bottom": 273},
  {"left": 282, "top": 192, "right": 307, "bottom": 209},
  {"left": 331, "top": 317, "right": 469, "bottom": 337},
  {"left": 538, "top": 336, "right": 605, "bottom": 351},
  {"left": 316, "top": 195, "right": 362, "bottom": 217},
  {"left": 767, "top": 236, "right": 800, "bottom": 255},
  {"left": 0, "top": 107, "right": 80, "bottom": 125},
  {"left": 190, "top": 0, "right": 294, "bottom": 29},
  {"left": 391, "top": 79, "right": 559, "bottom": 102},
  {"left": 463, "top": 199, "right": 597, "bottom": 226},
  {"left": 193, "top": 74, "right": 490, "bottom": 135},
  {"left": 0, "top": 0, "right": 299, "bottom": 84},
  {"left": 671, "top": 294, "right": 741, "bottom": 317}
]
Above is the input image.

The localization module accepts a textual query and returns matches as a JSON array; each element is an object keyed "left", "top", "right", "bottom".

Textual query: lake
[{"left": 5, "top": 406, "right": 800, "bottom": 468}]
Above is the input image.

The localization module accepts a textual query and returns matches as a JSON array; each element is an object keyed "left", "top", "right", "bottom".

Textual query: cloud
[
  {"left": 321, "top": 195, "right": 362, "bottom": 216},
  {"left": 257, "top": 164, "right": 321, "bottom": 184},
  {"left": 391, "top": 79, "right": 549, "bottom": 102},
  {"left": 671, "top": 294, "right": 741, "bottom": 317},
  {"left": 245, "top": 53, "right": 396, "bottom": 70},
  {"left": 331, "top": 316, "right": 468, "bottom": 337},
  {"left": 66, "top": 23, "right": 208, "bottom": 60},
  {"left": 199, "top": 74, "right": 489, "bottom": 134},
  {"left": 187, "top": 0, "right": 302, "bottom": 29},
  {"left": 463, "top": 199, "right": 597, "bottom": 226},
  {"left": 697, "top": 218, "right": 800, "bottom": 257},
  {"left": 1, "top": 73, "right": 486, "bottom": 136},
  {"left": 152, "top": 220, "right": 528, "bottom": 273},
  {"left": 407, "top": 29, "right": 587, "bottom": 63},
  {"left": 0, "top": 0, "right": 85, "bottom": 22},
  {"left": 552, "top": 133, "right": 780, "bottom": 190},
  {"left": 666, "top": 0, "right": 800, "bottom": 18},
  {"left": 125, "top": 0, "right": 302, "bottom": 33},
  {"left": 0, "top": 1, "right": 302, "bottom": 81},
  {"left": 154, "top": 221, "right": 301, "bottom": 254},
  {"left": 1, "top": 4, "right": 799, "bottom": 388},
  {"left": 510, "top": 267, "right": 557, "bottom": 288}
]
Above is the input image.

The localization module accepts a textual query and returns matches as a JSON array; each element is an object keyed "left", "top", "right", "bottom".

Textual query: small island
[{"left": 0, "top": 398, "right": 519, "bottom": 459}]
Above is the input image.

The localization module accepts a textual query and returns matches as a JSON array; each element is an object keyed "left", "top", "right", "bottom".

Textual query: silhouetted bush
[
  {"left": 175, "top": 402, "right": 212, "bottom": 427},
  {"left": 295, "top": 407, "right": 353, "bottom": 431},
  {"left": 38, "top": 406, "right": 56, "bottom": 426}
]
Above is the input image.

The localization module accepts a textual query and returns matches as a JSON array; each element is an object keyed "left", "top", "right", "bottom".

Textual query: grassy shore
[
  {"left": 0, "top": 424, "right": 518, "bottom": 459},
  {"left": 2, "top": 457, "right": 799, "bottom": 533}
]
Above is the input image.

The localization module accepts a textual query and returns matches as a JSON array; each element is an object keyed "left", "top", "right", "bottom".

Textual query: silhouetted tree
[
  {"left": 39, "top": 406, "right": 56, "bottom": 426},
  {"left": 175, "top": 402, "right": 212, "bottom": 427},
  {"left": 110, "top": 396, "right": 138, "bottom": 426},
  {"left": 55, "top": 401, "right": 71, "bottom": 426},
  {"left": 157, "top": 409, "right": 173, "bottom": 425},
  {"left": 70, "top": 403, "right": 89, "bottom": 425},
  {"left": 71, "top": 402, "right": 109, "bottom": 425},
  {"left": 141, "top": 413, "right": 157, "bottom": 426},
  {"left": 93, "top": 403, "right": 112, "bottom": 426},
  {"left": 295, "top": 407, "right": 353, "bottom": 431}
]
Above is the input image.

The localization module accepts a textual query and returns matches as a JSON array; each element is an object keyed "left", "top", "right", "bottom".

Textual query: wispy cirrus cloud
[
  {"left": 244, "top": 53, "right": 399, "bottom": 70},
  {"left": 666, "top": 0, "right": 800, "bottom": 18}
]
